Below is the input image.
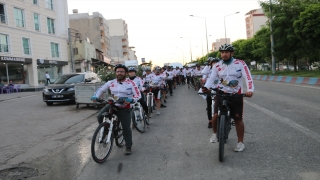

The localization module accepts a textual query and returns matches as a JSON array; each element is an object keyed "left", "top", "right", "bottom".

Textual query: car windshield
[{"left": 54, "top": 74, "right": 84, "bottom": 84}]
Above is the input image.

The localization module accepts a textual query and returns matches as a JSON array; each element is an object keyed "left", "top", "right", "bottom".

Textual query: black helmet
[
  {"left": 211, "top": 58, "right": 220, "bottom": 62},
  {"left": 114, "top": 64, "right": 128, "bottom": 72},
  {"left": 219, "top": 44, "right": 234, "bottom": 52},
  {"left": 128, "top": 67, "right": 136, "bottom": 72}
]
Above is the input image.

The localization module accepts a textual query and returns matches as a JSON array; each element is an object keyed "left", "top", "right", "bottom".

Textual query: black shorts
[
  {"left": 152, "top": 88, "right": 161, "bottom": 100},
  {"left": 214, "top": 91, "right": 244, "bottom": 120}
]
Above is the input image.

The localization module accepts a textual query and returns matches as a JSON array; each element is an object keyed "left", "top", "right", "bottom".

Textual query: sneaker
[
  {"left": 208, "top": 122, "right": 212, "bottom": 128},
  {"left": 210, "top": 134, "right": 218, "bottom": 143},
  {"left": 125, "top": 147, "right": 132, "bottom": 155},
  {"left": 157, "top": 111, "right": 160, "bottom": 115},
  {"left": 161, "top": 104, "right": 167, "bottom": 108},
  {"left": 170, "top": 94, "right": 173, "bottom": 96},
  {"left": 164, "top": 99, "right": 167, "bottom": 103},
  {"left": 234, "top": 142, "right": 245, "bottom": 152}
]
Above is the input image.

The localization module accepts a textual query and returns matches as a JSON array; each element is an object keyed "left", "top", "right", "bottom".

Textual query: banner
[{"left": 141, "top": 58, "right": 145, "bottom": 63}]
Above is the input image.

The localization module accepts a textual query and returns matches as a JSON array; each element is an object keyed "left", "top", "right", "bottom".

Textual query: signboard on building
[
  {"left": 141, "top": 58, "right": 145, "bottom": 63},
  {"left": 0, "top": 56, "right": 32, "bottom": 63}
]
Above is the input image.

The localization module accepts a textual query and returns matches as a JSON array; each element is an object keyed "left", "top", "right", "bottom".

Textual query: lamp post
[
  {"left": 190, "top": 15, "right": 209, "bottom": 57},
  {"left": 180, "top": 37, "right": 192, "bottom": 62},
  {"left": 224, "top": 12, "right": 240, "bottom": 43},
  {"left": 201, "top": 35, "right": 211, "bottom": 58},
  {"left": 269, "top": 0, "right": 276, "bottom": 74}
]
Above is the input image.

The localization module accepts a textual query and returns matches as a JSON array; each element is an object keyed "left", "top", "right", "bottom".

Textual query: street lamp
[
  {"left": 224, "top": 12, "right": 240, "bottom": 43},
  {"left": 201, "top": 35, "right": 211, "bottom": 58},
  {"left": 180, "top": 37, "right": 192, "bottom": 62},
  {"left": 190, "top": 15, "right": 209, "bottom": 57}
]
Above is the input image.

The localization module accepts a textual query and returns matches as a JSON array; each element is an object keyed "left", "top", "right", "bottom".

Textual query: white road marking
[{"left": 245, "top": 100, "right": 320, "bottom": 143}]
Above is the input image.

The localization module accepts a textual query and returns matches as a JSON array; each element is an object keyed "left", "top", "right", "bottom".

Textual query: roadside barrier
[{"left": 252, "top": 75, "right": 320, "bottom": 86}]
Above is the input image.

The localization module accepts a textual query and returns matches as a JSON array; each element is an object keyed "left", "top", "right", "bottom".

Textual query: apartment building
[
  {"left": 69, "top": 11, "right": 111, "bottom": 64},
  {"left": 211, "top": 38, "right": 230, "bottom": 52},
  {"left": 245, "top": 8, "right": 268, "bottom": 39},
  {"left": 0, "top": 0, "right": 69, "bottom": 86},
  {"left": 106, "top": 19, "right": 129, "bottom": 65},
  {"left": 128, "top": 46, "right": 137, "bottom": 60}
]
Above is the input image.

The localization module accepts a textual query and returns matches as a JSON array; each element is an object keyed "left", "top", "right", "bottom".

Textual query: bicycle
[
  {"left": 215, "top": 91, "right": 246, "bottom": 162},
  {"left": 131, "top": 101, "right": 147, "bottom": 133},
  {"left": 143, "top": 82, "right": 156, "bottom": 125},
  {"left": 91, "top": 98, "right": 125, "bottom": 163}
]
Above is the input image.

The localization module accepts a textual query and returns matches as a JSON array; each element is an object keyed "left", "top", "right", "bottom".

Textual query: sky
[{"left": 67, "top": 0, "right": 262, "bottom": 66}]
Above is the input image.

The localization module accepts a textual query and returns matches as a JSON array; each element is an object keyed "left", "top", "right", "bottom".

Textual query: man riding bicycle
[
  {"left": 128, "top": 67, "right": 149, "bottom": 117},
  {"left": 91, "top": 64, "right": 141, "bottom": 155},
  {"left": 203, "top": 44, "right": 254, "bottom": 152}
]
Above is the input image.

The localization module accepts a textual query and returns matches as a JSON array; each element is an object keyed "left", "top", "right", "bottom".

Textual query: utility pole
[
  {"left": 68, "top": 28, "right": 75, "bottom": 73},
  {"left": 269, "top": 0, "right": 276, "bottom": 74}
]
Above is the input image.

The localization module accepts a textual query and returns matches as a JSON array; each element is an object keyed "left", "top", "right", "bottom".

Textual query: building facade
[
  {"left": 106, "top": 19, "right": 129, "bottom": 65},
  {"left": 0, "top": 0, "right": 69, "bottom": 86},
  {"left": 69, "top": 38, "right": 97, "bottom": 73},
  {"left": 128, "top": 46, "right": 137, "bottom": 60},
  {"left": 69, "top": 11, "right": 111, "bottom": 62},
  {"left": 211, "top": 38, "right": 230, "bottom": 52},
  {"left": 245, "top": 8, "right": 268, "bottom": 39}
]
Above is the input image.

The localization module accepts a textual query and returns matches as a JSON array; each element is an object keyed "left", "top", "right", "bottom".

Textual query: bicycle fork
[{"left": 98, "top": 118, "right": 114, "bottom": 144}]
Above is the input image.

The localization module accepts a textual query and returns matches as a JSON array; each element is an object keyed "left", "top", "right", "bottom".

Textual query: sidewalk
[
  {"left": 0, "top": 91, "right": 42, "bottom": 102},
  {"left": 252, "top": 75, "right": 320, "bottom": 86}
]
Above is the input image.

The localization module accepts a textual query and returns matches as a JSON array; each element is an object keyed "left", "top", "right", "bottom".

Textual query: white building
[
  {"left": 128, "top": 46, "right": 137, "bottom": 60},
  {"left": 0, "top": 0, "right": 69, "bottom": 87},
  {"left": 106, "top": 19, "right": 129, "bottom": 65},
  {"left": 245, "top": 8, "right": 268, "bottom": 39}
]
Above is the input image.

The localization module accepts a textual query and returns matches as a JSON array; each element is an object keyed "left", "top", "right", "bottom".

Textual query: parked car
[{"left": 42, "top": 72, "right": 101, "bottom": 106}]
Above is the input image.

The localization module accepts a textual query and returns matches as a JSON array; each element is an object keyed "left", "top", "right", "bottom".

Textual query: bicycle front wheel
[
  {"left": 218, "top": 115, "right": 226, "bottom": 162},
  {"left": 91, "top": 122, "right": 113, "bottom": 163},
  {"left": 132, "top": 108, "right": 146, "bottom": 133}
]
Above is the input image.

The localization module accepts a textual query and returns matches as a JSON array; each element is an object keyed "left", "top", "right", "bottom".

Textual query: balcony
[
  {"left": 122, "top": 48, "right": 128, "bottom": 53},
  {"left": 100, "top": 37, "right": 104, "bottom": 44},
  {"left": 0, "top": 14, "right": 6, "bottom": 24}
]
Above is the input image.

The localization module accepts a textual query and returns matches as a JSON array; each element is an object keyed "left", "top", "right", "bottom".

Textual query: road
[{"left": 0, "top": 81, "right": 319, "bottom": 180}]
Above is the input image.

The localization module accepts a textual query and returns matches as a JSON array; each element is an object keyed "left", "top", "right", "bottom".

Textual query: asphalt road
[{"left": 0, "top": 81, "right": 319, "bottom": 180}]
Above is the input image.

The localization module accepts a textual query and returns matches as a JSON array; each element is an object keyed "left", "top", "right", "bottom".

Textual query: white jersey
[
  {"left": 205, "top": 58, "right": 254, "bottom": 93},
  {"left": 193, "top": 68, "right": 202, "bottom": 76},
  {"left": 149, "top": 74, "right": 165, "bottom": 87},
  {"left": 94, "top": 78, "right": 141, "bottom": 103},
  {"left": 130, "top": 76, "right": 145, "bottom": 91},
  {"left": 184, "top": 69, "right": 192, "bottom": 77},
  {"left": 144, "top": 73, "right": 153, "bottom": 83},
  {"left": 166, "top": 71, "right": 174, "bottom": 80}
]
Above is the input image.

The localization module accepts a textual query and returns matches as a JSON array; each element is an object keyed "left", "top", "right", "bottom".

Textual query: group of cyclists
[{"left": 91, "top": 43, "right": 254, "bottom": 155}]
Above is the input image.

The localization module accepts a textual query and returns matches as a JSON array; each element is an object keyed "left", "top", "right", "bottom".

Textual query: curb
[{"left": 252, "top": 75, "right": 320, "bottom": 86}]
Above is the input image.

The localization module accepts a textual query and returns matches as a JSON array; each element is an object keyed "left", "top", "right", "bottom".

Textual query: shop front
[
  {"left": 37, "top": 59, "right": 68, "bottom": 84},
  {"left": 0, "top": 56, "right": 32, "bottom": 85}
]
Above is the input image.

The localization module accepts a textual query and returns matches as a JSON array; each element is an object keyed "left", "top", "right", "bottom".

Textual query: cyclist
[
  {"left": 91, "top": 64, "right": 141, "bottom": 155},
  {"left": 202, "top": 57, "right": 220, "bottom": 128},
  {"left": 203, "top": 44, "right": 254, "bottom": 152},
  {"left": 193, "top": 64, "right": 203, "bottom": 91},
  {"left": 184, "top": 66, "right": 193, "bottom": 89},
  {"left": 128, "top": 67, "right": 149, "bottom": 117},
  {"left": 166, "top": 66, "right": 174, "bottom": 96},
  {"left": 149, "top": 67, "right": 165, "bottom": 115}
]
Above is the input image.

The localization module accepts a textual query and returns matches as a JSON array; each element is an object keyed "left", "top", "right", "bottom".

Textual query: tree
[
  {"left": 294, "top": 3, "right": 320, "bottom": 49},
  {"left": 260, "top": 0, "right": 317, "bottom": 71}
]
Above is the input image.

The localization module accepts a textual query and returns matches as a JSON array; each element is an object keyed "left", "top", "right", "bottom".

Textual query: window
[
  {"left": 46, "top": 0, "right": 54, "bottom": 10},
  {"left": 47, "top": 18, "right": 55, "bottom": 34},
  {"left": 0, "top": 3, "right": 6, "bottom": 24},
  {"left": 34, "top": 13, "right": 40, "bottom": 31},
  {"left": 0, "top": 33, "right": 9, "bottom": 53},
  {"left": 14, "top": 8, "right": 25, "bottom": 27},
  {"left": 51, "top": 42, "right": 59, "bottom": 58},
  {"left": 73, "top": 48, "right": 78, "bottom": 55},
  {"left": 33, "top": 0, "right": 38, "bottom": 5},
  {"left": 22, "top": 38, "right": 31, "bottom": 55}
]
